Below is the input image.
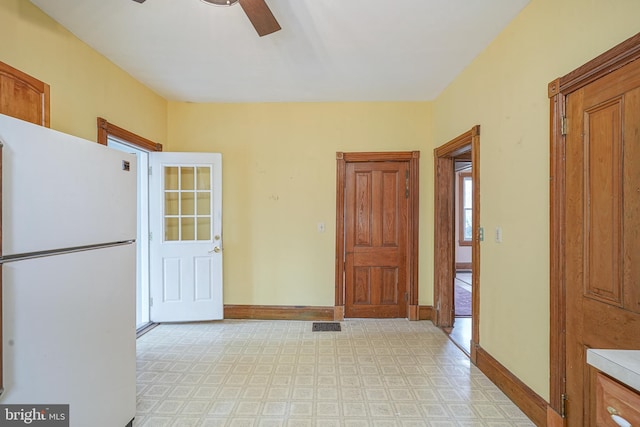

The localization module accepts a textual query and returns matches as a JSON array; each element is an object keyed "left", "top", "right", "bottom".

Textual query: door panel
[
  {"left": 150, "top": 152, "right": 223, "bottom": 322},
  {"left": 345, "top": 161, "right": 408, "bottom": 318},
  {"left": 565, "top": 59, "right": 640, "bottom": 426},
  {"left": 0, "top": 61, "right": 49, "bottom": 127}
]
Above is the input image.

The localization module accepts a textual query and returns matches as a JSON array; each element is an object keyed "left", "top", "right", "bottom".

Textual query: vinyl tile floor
[{"left": 134, "top": 319, "right": 534, "bottom": 427}]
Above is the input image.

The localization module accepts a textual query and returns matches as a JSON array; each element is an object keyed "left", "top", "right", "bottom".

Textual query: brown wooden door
[
  {"left": 565, "top": 57, "right": 640, "bottom": 426},
  {"left": 0, "top": 61, "right": 50, "bottom": 127},
  {"left": 344, "top": 161, "right": 408, "bottom": 318}
]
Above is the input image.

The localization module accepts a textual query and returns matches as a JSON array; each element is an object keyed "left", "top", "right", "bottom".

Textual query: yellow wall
[
  {"left": 0, "top": 0, "right": 167, "bottom": 144},
  {"left": 9, "top": 0, "right": 640, "bottom": 407},
  {"left": 168, "top": 102, "right": 432, "bottom": 306},
  {"left": 433, "top": 0, "right": 640, "bottom": 400}
]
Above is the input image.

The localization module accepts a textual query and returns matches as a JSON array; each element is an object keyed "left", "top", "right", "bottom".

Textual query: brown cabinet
[{"left": 596, "top": 372, "right": 640, "bottom": 427}]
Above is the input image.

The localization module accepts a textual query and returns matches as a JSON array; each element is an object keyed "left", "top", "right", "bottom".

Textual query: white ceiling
[{"left": 30, "top": 0, "right": 529, "bottom": 103}]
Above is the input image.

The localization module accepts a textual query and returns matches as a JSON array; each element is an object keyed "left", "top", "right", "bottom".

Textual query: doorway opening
[
  {"left": 97, "top": 117, "right": 163, "bottom": 335},
  {"left": 433, "top": 126, "right": 480, "bottom": 362},
  {"left": 108, "top": 137, "right": 151, "bottom": 330}
]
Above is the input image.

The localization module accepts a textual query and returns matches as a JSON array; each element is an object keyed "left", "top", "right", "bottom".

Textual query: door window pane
[
  {"left": 163, "top": 165, "right": 214, "bottom": 242},
  {"left": 181, "top": 167, "right": 195, "bottom": 190},
  {"left": 197, "top": 167, "right": 211, "bottom": 190}
]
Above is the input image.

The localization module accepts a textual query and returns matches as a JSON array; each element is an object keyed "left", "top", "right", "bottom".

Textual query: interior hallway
[{"left": 134, "top": 319, "right": 533, "bottom": 426}]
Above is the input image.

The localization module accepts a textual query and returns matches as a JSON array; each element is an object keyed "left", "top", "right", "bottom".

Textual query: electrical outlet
[
  {"left": 317, "top": 222, "right": 325, "bottom": 233},
  {"left": 495, "top": 226, "right": 503, "bottom": 243}
]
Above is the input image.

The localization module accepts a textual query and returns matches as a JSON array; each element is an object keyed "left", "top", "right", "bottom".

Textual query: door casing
[
  {"left": 433, "top": 126, "right": 480, "bottom": 363},
  {"left": 335, "top": 151, "right": 420, "bottom": 320}
]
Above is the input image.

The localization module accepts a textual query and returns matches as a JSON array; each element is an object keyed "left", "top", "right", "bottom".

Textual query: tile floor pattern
[{"left": 134, "top": 319, "right": 534, "bottom": 427}]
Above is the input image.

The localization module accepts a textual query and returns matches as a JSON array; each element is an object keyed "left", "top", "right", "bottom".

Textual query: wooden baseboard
[
  {"left": 456, "top": 262, "right": 472, "bottom": 270},
  {"left": 224, "top": 305, "right": 334, "bottom": 321},
  {"left": 334, "top": 306, "right": 344, "bottom": 321},
  {"left": 546, "top": 406, "right": 564, "bottom": 427},
  {"left": 475, "top": 346, "right": 548, "bottom": 427},
  {"left": 418, "top": 305, "right": 434, "bottom": 321}
]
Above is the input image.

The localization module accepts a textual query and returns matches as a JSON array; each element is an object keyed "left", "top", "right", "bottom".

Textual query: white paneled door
[{"left": 149, "top": 152, "right": 223, "bottom": 322}]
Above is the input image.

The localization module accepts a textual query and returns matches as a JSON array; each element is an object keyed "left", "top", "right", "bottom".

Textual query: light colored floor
[
  {"left": 450, "top": 271, "right": 473, "bottom": 355},
  {"left": 134, "top": 319, "right": 534, "bottom": 427}
]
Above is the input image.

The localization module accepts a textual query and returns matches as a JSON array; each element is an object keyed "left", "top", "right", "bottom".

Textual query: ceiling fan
[{"left": 132, "top": 0, "right": 281, "bottom": 37}]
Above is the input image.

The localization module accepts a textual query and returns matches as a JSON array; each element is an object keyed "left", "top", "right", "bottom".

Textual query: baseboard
[
  {"left": 224, "top": 305, "right": 334, "bottom": 321},
  {"left": 475, "top": 346, "right": 548, "bottom": 427},
  {"left": 418, "top": 305, "right": 434, "bottom": 321},
  {"left": 456, "top": 262, "right": 472, "bottom": 270}
]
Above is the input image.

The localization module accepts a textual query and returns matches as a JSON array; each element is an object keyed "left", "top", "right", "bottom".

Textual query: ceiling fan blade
[{"left": 239, "top": 0, "right": 281, "bottom": 37}]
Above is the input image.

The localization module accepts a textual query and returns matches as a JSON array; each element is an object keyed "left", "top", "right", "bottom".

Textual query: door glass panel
[
  {"left": 197, "top": 167, "right": 211, "bottom": 190},
  {"left": 163, "top": 165, "right": 213, "bottom": 242},
  {"left": 181, "top": 167, "right": 195, "bottom": 190},
  {"left": 197, "top": 218, "right": 211, "bottom": 241},
  {"left": 165, "top": 193, "right": 179, "bottom": 215},
  {"left": 165, "top": 167, "right": 179, "bottom": 190},
  {"left": 165, "top": 217, "right": 179, "bottom": 241},
  {"left": 197, "top": 192, "right": 211, "bottom": 215},
  {"left": 181, "top": 192, "right": 195, "bottom": 215},
  {"left": 181, "top": 217, "right": 195, "bottom": 240}
]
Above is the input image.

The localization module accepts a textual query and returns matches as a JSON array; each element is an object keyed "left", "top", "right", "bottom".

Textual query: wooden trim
[
  {"left": 342, "top": 151, "right": 416, "bottom": 162},
  {"left": 434, "top": 126, "right": 480, "bottom": 364},
  {"left": 476, "top": 346, "right": 548, "bottom": 427},
  {"left": 333, "top": 305, "right": 344, "bottom": 321},
  {"left": 548, "top": 30, "right": 640, "bottom": 417},
  {"left": 547, "top": 406, "right": 564, "bottom": 427},
  {"left": 409, "top": 152, "right": 420, "bottom": 310},
  {"left": 408, "top": 305, "right": 419, "bottom": 321},
  {"left": 97, "top": 117, "right": 163, "bottom": 151},
  {"left": 556, "top": 32, "right": 640, "bottom": 96},
  {"left": 418, "top": 305, "right": 434, "bottom": 321},
  {"left": 433, "top": 155, "right": 455, "bottom": 327},
  {"left": 335, "top": 151, "right": 420, "bottom": 319},
  {"left": 456, "top": 262, "right": 472, "bottom": 270},
  {"left": 0, "top": 61, "right": 50, "bottom": 128},
  {"left": 335, "top": 153, "right": 346, "bottom": 309},
  {"left": 224, "top": 305, "right": 335, "bottom": 321},
  {"left": 470, "top": 125, "right": 481, "bottom": 365}
]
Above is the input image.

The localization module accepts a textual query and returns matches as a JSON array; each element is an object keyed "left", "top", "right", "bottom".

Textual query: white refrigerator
[{"left": 0, "top": 114, "right": 137, "bottom": 427}]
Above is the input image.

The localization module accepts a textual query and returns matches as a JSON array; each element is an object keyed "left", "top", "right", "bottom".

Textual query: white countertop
[{"left": 587, "top": 349, "right": 640, "bottom": 392}]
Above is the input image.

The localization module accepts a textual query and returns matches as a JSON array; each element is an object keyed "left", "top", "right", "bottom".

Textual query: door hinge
[
  {"left": 149, "top": 166, "right": 153, "bottom": 176},
  {"left": 404, "top": 292, "right": 409, "bottom": 302},
  {"left": 149, "top": 232, "right": 153, "bottom": 241},
  {"left": 561, "top": 393, "right": 567, "bottom": 418},
  {"left": 150, "top": 297, "right": 153, "bottom": 307},
  {"left": 405, "top": 170, "right": 410, "bottom": 198},
  {"left": 561, "top": 116, "right": 567, "bottom": 136}
]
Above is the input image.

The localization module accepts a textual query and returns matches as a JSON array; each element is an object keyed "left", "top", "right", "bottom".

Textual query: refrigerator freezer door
[
  {"left": 1, "top": 244, "right": 136, "bottom": 427},
  {"left": 0, "top": 113, "right": 136, "bottom": 256}
]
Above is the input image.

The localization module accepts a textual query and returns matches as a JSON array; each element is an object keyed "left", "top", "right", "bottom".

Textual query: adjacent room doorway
[{"left": 433, "top": 126, "right": 480, "bottom": 361}]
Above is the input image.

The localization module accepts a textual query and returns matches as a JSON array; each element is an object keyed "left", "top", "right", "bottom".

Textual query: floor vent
[{"left": 312, "top": 322, "right": 341, "bottom": 332}]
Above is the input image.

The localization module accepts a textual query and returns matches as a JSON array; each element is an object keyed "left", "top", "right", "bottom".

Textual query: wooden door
[
  {"left": 344, "top": 161, "right": 408, "bottom": 318},
  {"left": 564, "top": 57, "right": 640, "bottom": 426},
  {"left": 0, "top": 61, "right": 50, "bottom": 127}
]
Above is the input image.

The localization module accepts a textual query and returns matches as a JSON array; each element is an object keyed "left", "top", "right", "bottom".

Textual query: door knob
[{"left": 209, "top": 246, "right": 221, "bottom": 254}]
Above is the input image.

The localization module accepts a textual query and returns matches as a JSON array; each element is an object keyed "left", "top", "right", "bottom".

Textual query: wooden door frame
[
  {"left": 97, "top": 117, "right": 163, "bottom": 151},
  {"left": 547, "top": 32, "right": 640, "bottom": 420},
  {"left": 335, "top": 151, "right": 420, "bottom": 321},
  {"left": 433, "top": 125, "right": 480, "bottom": 362}
]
